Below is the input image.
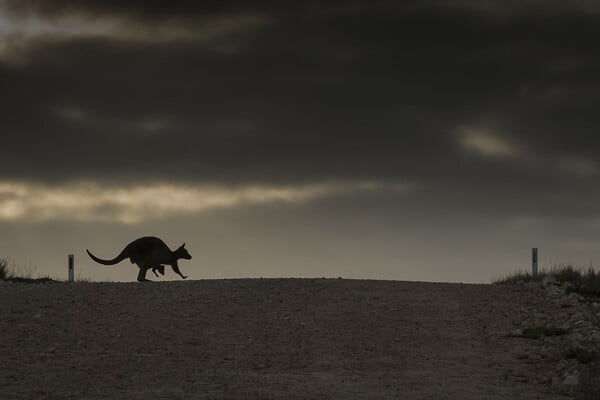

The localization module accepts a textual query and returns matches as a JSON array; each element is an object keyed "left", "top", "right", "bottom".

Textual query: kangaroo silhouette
[{"left": 87, "top": 236, "right": 192, "bottom": 282}]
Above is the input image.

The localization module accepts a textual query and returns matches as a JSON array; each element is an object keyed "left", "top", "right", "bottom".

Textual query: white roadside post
[
  {"left": 532, "top": 248, "right": 538, "bottom": 277},
  {"left": 68, "top": 254, "right": 74, "bottom": 283}
]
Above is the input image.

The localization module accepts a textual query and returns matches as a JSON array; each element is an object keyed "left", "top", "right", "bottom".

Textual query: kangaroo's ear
[{"left": 182, "top": 243, "right": 186, "bottom": 248}]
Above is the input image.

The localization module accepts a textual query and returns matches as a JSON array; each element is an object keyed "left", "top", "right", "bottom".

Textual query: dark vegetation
[
  {"left": 495, "top": 264, "right": 600, "bottom": 298},
  {"left": 497, "top": 265, "right": 600, "bottom": 397},
  {"left": 0, "top": 257, "right": 56, "bottom": 283}
]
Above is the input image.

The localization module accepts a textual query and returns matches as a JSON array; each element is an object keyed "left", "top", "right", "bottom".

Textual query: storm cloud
[{"left": 2, "top": 1, "right": 600, "bottom": 281}]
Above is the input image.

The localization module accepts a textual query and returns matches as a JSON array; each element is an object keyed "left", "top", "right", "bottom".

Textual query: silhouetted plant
[
  {"left": 496, "top": 264, "right": 600, "bottom": 297},
  {"left": 0, "top": 258, "right": 12, "bottom": 280},
  {"left": 0, "top": 257, "right": 55, "bottom": 283}
]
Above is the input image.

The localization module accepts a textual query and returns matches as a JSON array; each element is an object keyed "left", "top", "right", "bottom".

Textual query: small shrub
[
  {"left": 552, "top": 264, "right": 583, "bottom": 283},
  {"left": 577, "top": 267, "right": 600, "bottom": 297},
  {"left": 494, "top": 270, "right": 547, "bottom": 284},
  {"left": 0, "top": 258, "right": 12, "bottom": 280},
  {"left": 496, "top": 264, "right": 600, "bottom": 297},
  {"left": 0, "top": 257, "right": 55, "bottom": 284},
  {"left": 10, "top": 260, "right": 37, "bottom": 280}
]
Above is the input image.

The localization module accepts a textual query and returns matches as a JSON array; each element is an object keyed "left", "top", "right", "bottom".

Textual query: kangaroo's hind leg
[{"left": 136, "top": 265, "right": 151, "bottom": 282}]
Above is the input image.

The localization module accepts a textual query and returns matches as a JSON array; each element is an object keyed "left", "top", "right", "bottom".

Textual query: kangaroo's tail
[{"left": 86, "top": 249, "right": 127, "bottom": 266}]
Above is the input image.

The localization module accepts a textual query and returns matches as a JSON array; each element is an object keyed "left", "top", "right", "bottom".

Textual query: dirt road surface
[{"left": 0, "top": 279, "right": 570, "bottom": 399}]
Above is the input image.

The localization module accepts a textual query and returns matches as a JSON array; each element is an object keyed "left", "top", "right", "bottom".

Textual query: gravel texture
[{"left": 0, "top": 279, "right": 579, "bottom": 399}]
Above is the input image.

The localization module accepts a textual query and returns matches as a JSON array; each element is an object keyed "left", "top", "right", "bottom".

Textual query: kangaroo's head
[{"left": 175, "top": 243, "right": 192, "bottom": 260}]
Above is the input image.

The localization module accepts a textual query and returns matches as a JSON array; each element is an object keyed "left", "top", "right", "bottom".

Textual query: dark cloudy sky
[{"left": 2, "top": 0, "right": 600, "bottom": 282}]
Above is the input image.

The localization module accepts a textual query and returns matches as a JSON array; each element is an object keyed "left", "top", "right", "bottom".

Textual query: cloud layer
[
  {"left": 0, "top": 179, "right": 404, "bottom": 223},
  {"left": 1, "top": 0, "right": 599, "bottom": 221},
  {"left": 2, "top": 1, "right": 600, "bottom": 282}
]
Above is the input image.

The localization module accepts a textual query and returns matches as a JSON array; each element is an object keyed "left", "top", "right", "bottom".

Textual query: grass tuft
[
  {"left": 495, "top": 270, "right": 546, "bottom": 284},
  {"left": 0, "top": 257, "right": 56, "bottom": 284},
  {"left": 0, "top": 258, "right": 12, "bottom": 280},
  {"left": 495, "top": 264, "right": 600, "bottom": 297}
]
